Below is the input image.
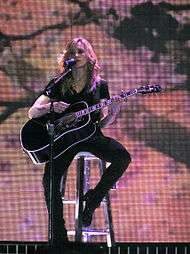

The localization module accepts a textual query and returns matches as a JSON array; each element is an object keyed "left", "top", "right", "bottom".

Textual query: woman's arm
[
  {"left": 28, "top": 95, "right": 51, "bottom": 119},
  {"left": 99, "top": 97, "right": 122, "bottom": 128},
  {"left": 28, "top": 95, "right": 69, "bottom": 119}
]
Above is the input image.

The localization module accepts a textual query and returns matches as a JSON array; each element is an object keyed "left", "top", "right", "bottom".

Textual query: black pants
[{"left": 43, "top": 128, "right": 131, "bottom": 241}]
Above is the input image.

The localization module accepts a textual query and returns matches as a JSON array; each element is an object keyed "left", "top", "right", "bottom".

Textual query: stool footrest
[
  {"left": 67, "top": 229, "right": 109, "bottom": 236},
  {"left": 62, "top": 198, "right": 107, "bottom": 204},
  {"left": 62, "top": 199, "right": 76, "bottom": 204}
]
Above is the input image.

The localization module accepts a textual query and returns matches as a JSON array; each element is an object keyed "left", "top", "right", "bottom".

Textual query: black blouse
[{"left": 42, "top": 78, "right": 110, "bottom": 123}]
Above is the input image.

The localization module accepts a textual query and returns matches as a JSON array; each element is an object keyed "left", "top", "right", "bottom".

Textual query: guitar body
[{"left": 20, "top": 101, "right": 96, "bottom": 164}]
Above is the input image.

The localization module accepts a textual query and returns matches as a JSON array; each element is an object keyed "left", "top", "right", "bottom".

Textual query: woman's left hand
[{"left": 110, "top": 96, "right": 122, "bottom": 115}]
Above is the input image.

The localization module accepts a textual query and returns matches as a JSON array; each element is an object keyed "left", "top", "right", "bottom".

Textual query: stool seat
[
  {"left": 61, "top": 152, "right": 115, "bottom": 247},
  {"left": 74, "top": 152, "right": 99, "bottom": 159}
]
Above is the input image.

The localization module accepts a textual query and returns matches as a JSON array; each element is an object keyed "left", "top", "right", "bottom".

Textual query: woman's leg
[
  {"left": 80, "top": 133, "right": 131, "bottom": 226},
  {"left": 42, "top": 150, "right": 76, "bottom": 243}
]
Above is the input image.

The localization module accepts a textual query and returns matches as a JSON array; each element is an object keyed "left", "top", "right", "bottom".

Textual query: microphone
[
  {"left": 64, "top": 58, "right": 76, "bottom": 67},
  {"left": 53, "top": 60, "right": 75, "bottom": 85},
  {"left": 49, "top": 59, "right": 76, "bottom": 88}
]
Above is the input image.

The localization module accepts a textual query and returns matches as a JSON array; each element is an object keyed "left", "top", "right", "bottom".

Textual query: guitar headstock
[
  {"left": 119, "top": 84, "right": 162, "bottom": 100},
  {"left": 137, "top": 85, "right": 162, "bottom": 94}
]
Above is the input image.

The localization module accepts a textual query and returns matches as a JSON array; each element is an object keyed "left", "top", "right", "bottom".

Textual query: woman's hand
[
  {"left": 28, "top": 94, "right": 70, "bottom": 118},
  {"left": 99, "top": 96, "right": 123, "bottom": 128},
  {"left": 53, "top": 102, "right": 69, "bottom": 113},
  {"left": 110, "top": 95, "right": 122, "bottom": 115}
]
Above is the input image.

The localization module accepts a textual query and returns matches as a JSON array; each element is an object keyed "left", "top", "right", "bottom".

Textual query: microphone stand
[
  {"left": 46, "top": 68, "right": 72, "bottom": 248},
  {"left": 47, "top": 100, "right": 56, "bottom": 247}
]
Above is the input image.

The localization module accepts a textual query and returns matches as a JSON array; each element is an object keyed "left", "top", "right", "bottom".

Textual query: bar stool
[{"left": 61, "top": 152, "right": 115, "bottom": 247}]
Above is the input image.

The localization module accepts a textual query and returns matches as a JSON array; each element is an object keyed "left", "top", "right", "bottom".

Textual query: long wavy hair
[{"left": 57, "top": 37, "right": 101, "bottom": 93}]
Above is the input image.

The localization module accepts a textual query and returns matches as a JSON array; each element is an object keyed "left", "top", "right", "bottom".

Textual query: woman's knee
[{"left": 119, "top": 150, "right": 131, "bottom": 170}]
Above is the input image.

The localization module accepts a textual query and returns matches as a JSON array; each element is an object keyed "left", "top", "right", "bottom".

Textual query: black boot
[
  {"left": 82, "top": 189, "right": 101, "bottom": 227},
  {"left": 52, "top": 222, "right": 69, "bottom": 248}
]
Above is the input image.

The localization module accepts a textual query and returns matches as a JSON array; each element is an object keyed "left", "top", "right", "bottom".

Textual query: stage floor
[{"left": 0, "top": 242, "right": 189, "bottom": 254}]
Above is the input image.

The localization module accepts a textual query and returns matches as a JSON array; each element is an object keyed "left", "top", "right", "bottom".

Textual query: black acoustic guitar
[{"left": 20, "top": 85, "right": 161, "bottom": 164}]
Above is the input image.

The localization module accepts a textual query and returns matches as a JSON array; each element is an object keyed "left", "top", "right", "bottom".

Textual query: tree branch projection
[
  {"left": 123, "top": 104, "right": 190, "bottom": 168},
  {"left": 113, "top": 2, "right": 190, "bottom": 79},
  {"left": 0, "top": 0, "right": 190, "bottom": 166},
  {"left": 0, "top": 0, "right": 104, "bottom": 122}
]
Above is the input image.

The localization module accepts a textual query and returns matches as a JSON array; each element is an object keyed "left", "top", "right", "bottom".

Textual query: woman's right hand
[
  {"left": 53, "top": 101, "right": 69, "bottom": 113},
  {"left": 28, "top": 95, "right": 70, "bottom": 119}
]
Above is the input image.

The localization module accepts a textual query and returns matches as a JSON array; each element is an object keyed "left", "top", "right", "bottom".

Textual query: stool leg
[
  {"left": 83, "top": 159, "right": 91, "bottom": 242},
  {"left": 83, "top": 159, "right": 91, "bottom": 197},
  {"left": 60, "top": 168, "right": 68, "bottom": 197},
  {"left": 75, "top": 156, "right": 84, "bottom": 242},
  {"left": 99, "top": 160, "right": 115, "bottom": 247}
]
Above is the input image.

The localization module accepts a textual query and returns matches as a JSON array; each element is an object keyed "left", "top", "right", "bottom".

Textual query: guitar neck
[{"left": 75, "top": 88, "right": 138, "bottom": 118}]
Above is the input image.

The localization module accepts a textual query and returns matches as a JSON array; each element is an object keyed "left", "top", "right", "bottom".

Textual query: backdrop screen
[{"left": 0, "top": 0, "right": 190, "bottom": 242}]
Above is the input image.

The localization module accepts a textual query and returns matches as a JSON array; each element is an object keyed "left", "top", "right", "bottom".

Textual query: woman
[{"left": 28, "top": 37, "right": 131, "bottom": 245}]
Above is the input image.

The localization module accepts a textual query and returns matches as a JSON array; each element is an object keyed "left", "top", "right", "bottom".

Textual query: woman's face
[{"left": 70, "top": 43, "right": 88, "bottom": 68}]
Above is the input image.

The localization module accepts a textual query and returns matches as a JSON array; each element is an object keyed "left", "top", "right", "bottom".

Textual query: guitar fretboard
[{"left": 74, "top": 88, "right": 138, "bottom": 118}]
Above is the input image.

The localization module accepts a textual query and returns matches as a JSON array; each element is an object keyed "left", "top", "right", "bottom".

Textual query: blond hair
[{"left": 57, "top": 37, "right": 101, "bottom": 92}]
